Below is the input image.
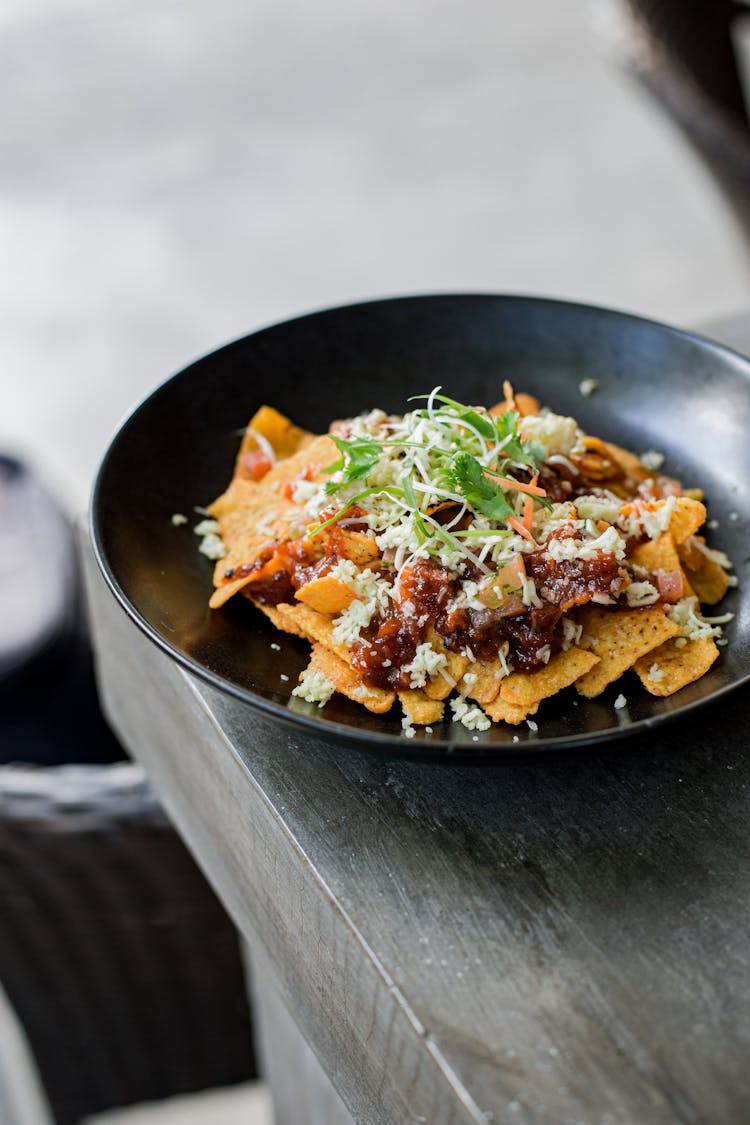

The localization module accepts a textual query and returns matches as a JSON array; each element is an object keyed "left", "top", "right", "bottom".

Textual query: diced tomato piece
[
  {"left": 242, "top": 449, "right": 273, "bottom": 481},
  {"left": 657, "top": 570, "right": 684, "bottom": 602}
]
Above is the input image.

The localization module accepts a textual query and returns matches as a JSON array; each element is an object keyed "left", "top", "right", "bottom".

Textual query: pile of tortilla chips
[{"left": 204, "top": 400, "right": 733, "bottom": 733}]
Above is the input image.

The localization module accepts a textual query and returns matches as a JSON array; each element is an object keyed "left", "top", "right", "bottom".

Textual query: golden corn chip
[
  {"left": 631, "top": 531, "right": 680, "bottom": 575},
  {"left": 306, "top": 644, "right": 395, "bottom": 714},
  {"left": 604, "top": 441, "right": 649, "bottom": 482},
  {"left": 489, "top": 392, "right": 540, "bottom": 418},
  {"left": 236, "top": 405, "right": 314, "bottom": 476},
  {"left": 273, "top": 603, "right": 354, "bottom": 664},
  {"left": 295, "top": 574, "right": 357, "bottom": 615},
  {"left": 634, "top": 636, "right": 719, "bottom": 697},
  {"left": 209, "top": 573, "right": 256, "bottom": 609},
  {"left": 482, "top": 697, "right": 539, "bottom": 726},
  {"left": 630, "top": 532, "right": 693, "bottom": 599},
  {"left": 500, "top": 646, "right": 600, "bottom": 708},
  {"left": 458, "top": 658, "right": 508, "bottom": 705},
  {"left": 336, "top": 531, "right": 380, "bottom": 565},
  {"left": 422, "top": 630, "right": 469, "bottom": 700},
  {"left": 575, "top": 606, "right": 681, "bottom": 698},
  {"left": 678, "top": 537, "right": 729, "bottom": 605},
  {"left": 257, "top": 602, "right": 311, "bottom": 639},
  {"left": 398, "top": 690, "right": 444, "bottom": 726},
  {"left": 209, "top": 434, "right": 337, "bottom": 586},
  {"left": 668, "top": 497, "right": 706, "bottom": 545}
]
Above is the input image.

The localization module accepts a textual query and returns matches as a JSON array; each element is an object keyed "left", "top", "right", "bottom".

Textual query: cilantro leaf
[
  {"left": 492, "top": 410, "right": 543, "bottom": 470},
  {"left": 447, "top": 453, "right": 514, "bottom": 522},
  {"left": 322, "top": 435, "right": 381, "bottom": 495}
]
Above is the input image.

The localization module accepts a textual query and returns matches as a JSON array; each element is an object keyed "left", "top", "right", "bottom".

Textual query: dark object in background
[
  {"left": 620, "top": 0, "right": 750, "bottom": 244},
  {"left": 0, "top": 765, "right": 256, "bottom": 1125},
  {"left": 0, "top": 460, "right": 255, "bottom": 1123},
  {"left": 0, "top": 455, "right": 125, "bottom": 765}
]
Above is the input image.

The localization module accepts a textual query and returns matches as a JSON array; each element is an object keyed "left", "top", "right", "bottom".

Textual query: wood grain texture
[{"left": 83, "top": 531, "right": 750, "bottom": 1125}]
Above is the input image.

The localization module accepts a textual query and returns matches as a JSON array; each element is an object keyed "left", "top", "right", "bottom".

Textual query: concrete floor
[{"left": 2, "top": 2, "right": 749, "bottom": 1122}]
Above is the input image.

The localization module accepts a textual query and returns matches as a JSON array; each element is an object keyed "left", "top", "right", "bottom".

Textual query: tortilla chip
[
  {"left": 631, "top": 532, "right": 680, "bottom": 575},
  {"left": 490, "top": 393, "right": 540, "bottom": 418},
  {"left": 458, "top": 659, "right": 508, "bottom": 705},
  {"left": 500, "top": 647, "right": 600, "bottom": 708},
  {"left": 668, "top": 497, "right": 706, "bottom": 545},
  {"left": 605, "top": 441, "right": 650, "bottom": 483},
  {"left": 272, "top": 602, "right": 354, "bottom": 664},
  {"left": 295, "top": 574, "right": 357, "bottom": 615},
  {"left": 678, "top": 537, "right": 730, "bottom": 605},
  {"left": 257, "top": 602, "right": 311, "bottom": 639},
  {"left": 336, "top": 532, "right": 380, "bottom": 564},
  {"left": 235, "top": 405, "right": 314, "bottom": 477},
  {"left": 209, "top": 573, "right": 256, "bottom": 609},
  {"left": 422, "top": 630, "right": 469, "bottom": 700},
  {"left": 634, "top": 636, "right": 719, "bottom": 696},
  {"left": 482, "top": 697, "right": 539, "bottom": 726},
  {"left": 630, "top": 532, "right": 693, "bottom": 599},
  {"left": 399, "top": 690, "right": 444, "bottom": 726},
  {"left": 209, "top": 434, "right": 337, "bottom": 586},
  {"left": 306, "top": 644, "right": 395, "bottom": 714},
  {"left": 575, "top": 606, "right": 681, "bottom": 698}
]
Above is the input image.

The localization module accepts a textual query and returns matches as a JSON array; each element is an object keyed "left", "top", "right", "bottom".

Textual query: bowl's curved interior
[{"left": 92, "top": 295, "right": 750, "bottom": 758}]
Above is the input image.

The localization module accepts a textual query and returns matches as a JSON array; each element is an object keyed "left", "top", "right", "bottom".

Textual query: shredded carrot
[
  {"left": 485, "top": 472, "right": 547, "bottom": 497},
  {"left": 507, "top": 514, "right": 537, "bottom": 545},
  {"left": 502, "top": 380, "right": 515, "bottom": 408},
  {"left": 522, "top": 497, "right": 534, "bottom": 533}
]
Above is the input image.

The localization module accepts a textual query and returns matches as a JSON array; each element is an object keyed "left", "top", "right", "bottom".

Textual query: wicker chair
[
  {"left": 615, "top": 0, "right": 750, "bottom": 245},
  {"left": 0, "top": 461, "right": 255, "bottom": 1124}
]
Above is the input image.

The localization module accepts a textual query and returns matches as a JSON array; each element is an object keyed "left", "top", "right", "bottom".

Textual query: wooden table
[{"left": 83, "top": 315, "right": 750, "bottom": 1125}]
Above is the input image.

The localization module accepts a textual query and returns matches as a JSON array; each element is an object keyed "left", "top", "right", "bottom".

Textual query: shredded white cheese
[
  {"left": 520, "top": 411, "right": 586, "bottom": 458},
  {"left": 579, "top": 378, "right": 599, "bottom": 397},
  {"left": 640, "top": 450, "right": 665, "bottom": 471},
  {"left": 623, "top": 580, "right": 660, "bottom": 607},
  {"left": 667, "top": 596, "right": 733, "bottom": 641},
  {"left": 450, "top": 697, "right": 491, "bottom": 731},
  {"left": 402, "top": 643, "right": 449, "bottom": 689},
  {"left": 292, "top": 669, "right": 336, "bottom": 707},
  {"left": 546, "top": 524, "right": 626, "bottom": 563},
  {"left": 614, "top": 694, "right": 627, "bottom": 710}
]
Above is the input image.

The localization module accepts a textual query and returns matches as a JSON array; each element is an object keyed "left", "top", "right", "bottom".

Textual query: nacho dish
[{"left": 199, "top": 385, "right": 735, "bottom": 737}]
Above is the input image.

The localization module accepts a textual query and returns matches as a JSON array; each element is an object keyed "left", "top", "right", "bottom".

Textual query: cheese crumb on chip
[
  {"left": 403, "top": 643, "right": 449, "bottom": 689},
  {"left": 640, "top": 450, "right": 665, "bottom": 471},
  {"left": 450, "top": 697, "right": 491, "bottom": 731},
  {"left": 292, "top": 668, "right": 336, "bottom": 707},
  {"left": 520, "top": 411, "right": 586, "bottom": 457}
]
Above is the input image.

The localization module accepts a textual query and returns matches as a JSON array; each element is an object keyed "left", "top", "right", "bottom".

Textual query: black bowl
[{"left": 91, "top": 294, "right": 750, "bottom": 759}]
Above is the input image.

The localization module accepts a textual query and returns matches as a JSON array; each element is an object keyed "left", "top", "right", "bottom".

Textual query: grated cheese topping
[
  {"left": 292, "top": 668, "right": 336, "bottom": 707},
  {"left": 450, "top": 697, "right": 491, "bottom": 731}
]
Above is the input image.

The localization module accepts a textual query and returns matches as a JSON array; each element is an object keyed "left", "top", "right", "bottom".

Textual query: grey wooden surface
[{"left": 83, "top": 516, "right": 750, "bottom": 1125}]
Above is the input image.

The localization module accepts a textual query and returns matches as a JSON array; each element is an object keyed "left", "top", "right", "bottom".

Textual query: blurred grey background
[{"left": 1, "top": 0, "right": 748, "bottom": 515}]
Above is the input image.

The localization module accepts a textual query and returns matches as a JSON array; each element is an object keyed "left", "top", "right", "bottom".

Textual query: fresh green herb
[
  {"left": 446, "top": 453, "right": 514, "bottom": 522},
  {"left": 409, "top": 392, "right": 496, "bottom": 440},
  {"left": 322, "top": 435, "right": 381, "bottom": 495},
  {"left": 401, "top": 473, "right": 428, "bottom": 544},
  {"left": 492, "top": 410, "right": 543, "bottom": 471}
]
